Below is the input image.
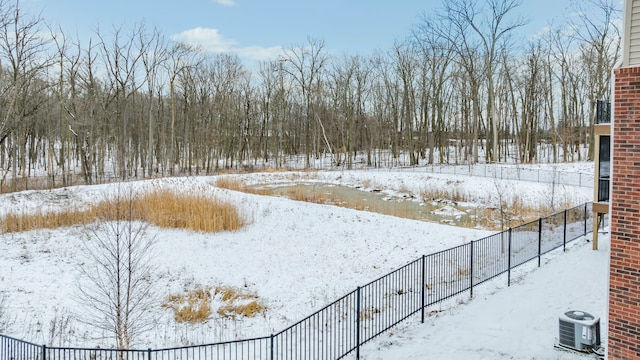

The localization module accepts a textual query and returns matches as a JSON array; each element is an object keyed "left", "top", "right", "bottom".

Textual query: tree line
[{"left": 0, "top": 0, "right": 620, "bottom": 190}]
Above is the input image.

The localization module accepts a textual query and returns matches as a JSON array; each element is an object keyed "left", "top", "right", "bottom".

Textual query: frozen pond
[{"left": 250, "top": 182, "right": 481, "bottom": 228}]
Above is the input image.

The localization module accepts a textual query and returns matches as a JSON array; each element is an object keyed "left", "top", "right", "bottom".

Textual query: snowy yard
[{"left": 0, "top": 162, "right": 604, "bottom": 359}]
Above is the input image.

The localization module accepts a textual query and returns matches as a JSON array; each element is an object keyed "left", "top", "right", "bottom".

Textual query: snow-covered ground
[
  {"left": 0, "top": 162, "right": 605, "bottom": 359},
  {"left": 361, "top": 232, "right": 609, "bottom": 360}
]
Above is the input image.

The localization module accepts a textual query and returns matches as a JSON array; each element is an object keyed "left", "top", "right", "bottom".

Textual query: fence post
[
  {"left": 507, "top": 228, "right": 512, "bottom": 287},
  {"left": 269, "top": 334, "right": 273, "bottom": 360},
  {"left": 356, "top": 286, "right": 361, "bottom": 359},
  {"left": 538, "top": 217, "right": 542, "bottom": 267},
  {"left": 147, "top": 348, "right": 152, "bottom": 360},
  {"left": 584, "top": 202, "right": 588, "bottom": 235},
  {"left": 563, "top": 209, "right": 567, "bottom": 252},
  {"left": 42, "top": 344, "right": 46, "bottom": 360},
  {"left": 421, "top": 255, "right": 425, "bottom": 324},
  {"left": 470, "top": 241, "right": 474, "bottom": 298}
]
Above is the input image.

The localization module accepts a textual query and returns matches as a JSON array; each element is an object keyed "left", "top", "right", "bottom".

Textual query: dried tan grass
[
  {"left": 135, "top": 191, "right": 245, "bottom": 232},
  {"left": 1, "top": 209, "right": 93, "bottom": 233},
  {"left": 216, "top": 286, "right": 241, "bottom": 303},
  {"left": 163, "top": 286, "right": 212, "bottom": 324},
  {"left": 286, "top": 187, "right": 327, "bottom": 203},
  {"left": 420, "top": 187, "right": 467, "bottom": 202},
  {"left": 215, "top": 177, "right": 271, "bottom": 196},
  {"left": 214, "top": 286, "right": 266, "bottom": 319},
  {"left": 1, "top": 190, "right": 244, "bottom": 233},
  {"left": 0, "top": 177, "right": 83, "bottom": 194},
  {"left": 261, "top": 168, "right": 288, "bottom": 173},
  {"left": 475, "top": 195, "right": 576, "bottom": 230},
  {"left": 215, "top": 177, "right": 247, "bottom": 192},
  {"left": 218, "top": 300, "right": 265, "bottom": 318}
]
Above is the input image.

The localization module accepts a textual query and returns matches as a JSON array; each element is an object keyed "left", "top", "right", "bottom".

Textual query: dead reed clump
[
  {"left": 1, "top": 189, "right": 245, "bottom": 234},
  {"left": 213, "top": 286, "right": 266, "bottom": 319},
  {"left": 218, "top": 286, "right": 240, "bottom": 303},
  {"left": 420, "top": 187, "right": 467, "bottom": 203},
  {"left": 136, "top": 191, "right": 245, "bottom": 232},
  {"left": 476, "top": 194, "right": 568, "bottom": 230},
  {"left": 218, "top": 300, "right": 265, "bottom": 318},
  {"left": 163, "top": 286, "right": 213, "bottom": 324},
  {"left": 260, "top": 167, "right": 289, "bottom": 173},
  {"left": 505, "top": 197, "right": 541, "bottom": 225},
  {"left": 285, "top": 187, "right": 330, "bottom": 204},
  {"left": 215, "top": 177, "right": 272, "bottom": 196},
  {"left": 1, "top": 209, "right": 92, "bottom": 233},
  {"left": 215, "top": 177, "right": 247, "bottom": 192},
  {"left": 0, "top": 177, "right": 80, "bottom": 194}
]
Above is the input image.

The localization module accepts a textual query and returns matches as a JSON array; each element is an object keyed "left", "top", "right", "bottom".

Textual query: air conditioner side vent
[{"left": 558, "top": 319, "right": 576, "bottom": 347}]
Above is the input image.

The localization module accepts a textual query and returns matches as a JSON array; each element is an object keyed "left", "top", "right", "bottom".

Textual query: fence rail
[
  {"left": 1, "top": 203, "right": 593, "bottom": 360},
  {"left": 395, "top": 163, "right": 593, "bottom": 188}
]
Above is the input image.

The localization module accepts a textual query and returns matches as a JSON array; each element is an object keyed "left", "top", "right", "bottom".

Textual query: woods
[{"left": 0, "top": 0, "right": 621, "bottom": 190}]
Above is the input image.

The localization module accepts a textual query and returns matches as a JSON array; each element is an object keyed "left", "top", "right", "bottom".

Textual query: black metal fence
[{"left": 1, "top": 203, "right": 593, "bottom": 360}]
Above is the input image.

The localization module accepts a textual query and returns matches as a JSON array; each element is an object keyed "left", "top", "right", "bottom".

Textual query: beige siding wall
[{"left": 630, "top": 1, "right": 640, "bottom": 65}]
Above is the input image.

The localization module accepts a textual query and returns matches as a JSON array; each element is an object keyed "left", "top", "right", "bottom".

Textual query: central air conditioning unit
[{"left": 558, "top": 310, "right": 601, "bottom": 353}]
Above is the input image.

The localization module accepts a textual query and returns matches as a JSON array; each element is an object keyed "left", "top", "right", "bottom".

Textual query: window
[{"left": 598, "top": 135, "right": 610, "bottom": 202}]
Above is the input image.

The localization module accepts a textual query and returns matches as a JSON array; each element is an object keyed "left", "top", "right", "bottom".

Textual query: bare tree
[
  {"left": 257, "top": 61, "right": 280, "bottom": 165},
  {"left": 50, "top": 27, "right": 81, "bottom": 187},
  {"left": 441, "top": 0, "right": 526, "bottom": 163},
  {"left": 0, "top": 0, "right": 624, "bottom": 184},
  {"left": 572, "top": 0, "right": 621, "bottom": 159},
  {"left": 413, "top": 14, "right": 456, "bottom": 164},
  {"left": 327, "top": 54, "right": 372, "bottom": 168},
  {"left": 97, "top": 25, "right": 145, "bottom": 180},
  {"left": 78, "top": 186, "right": 156, "bottom": 349},
  {"left": 0, "top": 0, "right": 52, "bottom": 190},
  {"left": 257, "top": 59, "right": 296, "bottom": 167},
  {"left": 164, "top": 42, "right": 197, "bottom": 175},
  {"left": 280, "top": 37, "right": 329, "bottom": 168},
  {"left": 139, "top": 24, "right": 168, "bottom": 178},
  {"left": 392, "top": 41, "right": 421, "bottom": 165},
  {"left": 492, "top": 175, "right": 510, "bottom": 232},
  {"left": 505, "top": 41, "right": 545, "bottom": 163},
  {"left": 205, "top": 53, "right": 246, "bottom": 169},
  {"left": 0, "top": 0, "right": 15, "bottom": 147},
  {"left": 541, "top": 29, "right": 559, "bottom": 162}
]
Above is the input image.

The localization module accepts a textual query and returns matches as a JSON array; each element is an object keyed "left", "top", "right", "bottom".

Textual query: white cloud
[
  {"left": 235, "top": 45, "right": 284, "bottom": 62},
  {"left": 171, "top": 27, "right": 237, "bottom": 53},
  {"left": 171, "top": 27, "right": 284, "bottom": 62},
  {"left": 215, "top": 0, "right": 236, "bottom": 6}
]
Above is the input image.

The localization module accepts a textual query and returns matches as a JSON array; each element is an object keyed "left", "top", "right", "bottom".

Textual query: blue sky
[{"left": 23, "top": 0, "right": 618, "bottom": 64}]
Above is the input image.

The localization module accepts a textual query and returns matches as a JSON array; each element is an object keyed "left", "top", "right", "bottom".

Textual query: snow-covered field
[{"left": 0, "top": 162, "right": 605, "bottom": 359}]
